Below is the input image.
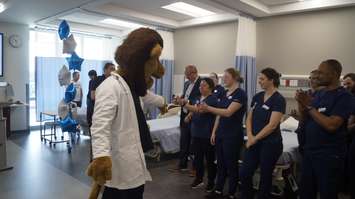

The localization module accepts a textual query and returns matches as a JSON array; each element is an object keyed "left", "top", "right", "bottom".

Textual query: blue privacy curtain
[
  {"left": 154, "top": 59, "right": 174, "bottom": 103},
  {"left": 35, "top": 56, "right": 111, "bottom": 121},
  {"left": 235, "top": 16, "right": 257, "bottom": 107},
  {"left": 147, "top": 29, "right": 174, "bottom": 119}
]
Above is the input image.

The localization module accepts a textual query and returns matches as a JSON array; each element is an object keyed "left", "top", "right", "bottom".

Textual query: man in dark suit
[{"left": 174, "top": 65, "right": 201, "bottom": 171}]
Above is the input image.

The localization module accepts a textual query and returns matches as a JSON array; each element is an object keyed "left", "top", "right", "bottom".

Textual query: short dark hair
[
  {"left": 103, "top": 63, "right": 115, "bottom": 71},
  {"left": 88, "top": 70, "right": 97, "bottom": 77},
  {"left": 72, "top": 71, "right": 80, "bottom": 78},
  {"left": 201, "top": 77, "right": 215, "bottom": 90},
  {"left": 322, "top": 59, "right": 342, "bottom": 78},
  {"left": 343, "top": 73, "right": 355, "bottom": 81},
  {"left": 260, "top": 67, "right": 281, "bottom": 87}
]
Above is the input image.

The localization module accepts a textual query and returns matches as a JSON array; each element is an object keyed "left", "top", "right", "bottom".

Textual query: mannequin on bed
[{"left": 86, "top": 28, "right": 165, "bottom": 199}]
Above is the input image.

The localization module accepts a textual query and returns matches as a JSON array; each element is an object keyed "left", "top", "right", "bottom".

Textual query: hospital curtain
[
  {"left": 235, "top": 16, "right": 257, "bottom": 107},
  {"left": 35, "top": 56, "right": 110, "bottom": 120},
  {"left": 147, "top": 29, "right": 174, "bottom": 119}
]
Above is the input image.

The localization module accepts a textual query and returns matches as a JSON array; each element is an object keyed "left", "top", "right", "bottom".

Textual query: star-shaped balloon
[
  {"left": 59, "top": 113, "right": 78, "bottom": 133},
  {"left": 64, "top": 83, "right": 76, "bottom": 103},
  {"left": 58, "top": 20, "right": 70, "bottom": 40},
  {"left": 66, "top": 52, "right": 84, "bottom": 71},
  {"left": 63, "top": 34, "right": 77, "bottom": 54}
]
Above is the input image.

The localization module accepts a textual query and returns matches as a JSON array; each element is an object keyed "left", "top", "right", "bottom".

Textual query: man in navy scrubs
[{"left": 296, "top": 59, "right": 353, "bottom": 199}]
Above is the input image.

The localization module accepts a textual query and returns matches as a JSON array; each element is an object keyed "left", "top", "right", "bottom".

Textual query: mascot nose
[{"left": 152, "top": 61, "right": 165, "bottom": 79}]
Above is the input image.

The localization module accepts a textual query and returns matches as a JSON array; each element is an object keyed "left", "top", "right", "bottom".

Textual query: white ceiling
[
  {"left": 258, "top": 0, "right": 300, "bottom": 6},
  {"left": 0, "top": 0, "right": 354, "bottom": 36}
]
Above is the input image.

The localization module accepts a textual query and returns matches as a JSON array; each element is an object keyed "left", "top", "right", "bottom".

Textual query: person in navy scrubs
[
  {"left": 201, "top": 68, "right": 247, "bottom": 199},
  {"left": 343, "top": 73, "right": 355, "bottom": 199},
  {"left": 182, "top": 78, "right": 218, "bottom": 190},
  {"left": 296, "top": 59, "right": 353, "bottom": 199},
  {"left": 210, "top": 72, "right": 226, "bottom": 101},
  {"left": 239, "top": 67, "right": 286, "bottom": 199},
  {"left": 348, "top": 102, "right": 355, "bottom": 199},
  {"left": 293, "top": 69, "right": 323, "bottom": 155}
]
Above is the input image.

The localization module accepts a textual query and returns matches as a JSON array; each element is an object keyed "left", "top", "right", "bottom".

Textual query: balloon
[
  {"left": 58, "top": 20, "right": 70, "bottom": 40},
  {"left": 59, "top": 113, "right": 78, "bottom": 133},
  {"left": 64, "top": 83, "right": 76, "bottom": 103},
  {"left": 66, "top": 52, "right": 84, "bottom": 71},
  {"left": 63, "top": 34, "right": 77, "bottom": 54},
  {"left": 58, "top": 65, "right": 71, "bottom": 86}
]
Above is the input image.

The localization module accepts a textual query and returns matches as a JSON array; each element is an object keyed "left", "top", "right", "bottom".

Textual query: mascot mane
[{"left": 115, "top": 28, "right": 164, "bottom": 96}]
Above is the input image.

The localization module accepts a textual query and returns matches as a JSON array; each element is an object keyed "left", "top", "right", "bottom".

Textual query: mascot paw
[{"left": 86, "top": 156, "right": 112, "bottom": 185}]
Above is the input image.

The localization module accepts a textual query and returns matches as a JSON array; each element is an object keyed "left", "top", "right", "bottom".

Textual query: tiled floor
[
  {"left": 0, "top": 131, "right": 207, "bottom": 199},
  {"left": 1, "top": 131, "right": 351, "bottom": 199}
]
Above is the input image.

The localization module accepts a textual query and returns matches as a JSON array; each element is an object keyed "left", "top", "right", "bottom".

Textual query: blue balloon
[
  {"left": 59, "top": 114, "right": 78, "bottom": 133},
  {"left": 58, "top": 20, "right": 70, "bottom": 40},
  {"left": 64, "top": 83, "right": 76, "bottom": 103},
  {"left": 66, "top": 52, "right": 84, "bottom": 71}
]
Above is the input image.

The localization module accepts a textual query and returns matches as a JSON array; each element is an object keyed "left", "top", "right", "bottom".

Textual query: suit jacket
[{"left": 180, "top": 77, "right": 201, "bottom": 126}]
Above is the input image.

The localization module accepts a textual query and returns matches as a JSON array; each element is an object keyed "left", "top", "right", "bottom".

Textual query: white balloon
[
  {"left": 62, "top": 34, "right": 77, "bottom": 54},
  {"left": 58, "top": 65, "right": 71, "bottom": 86}
]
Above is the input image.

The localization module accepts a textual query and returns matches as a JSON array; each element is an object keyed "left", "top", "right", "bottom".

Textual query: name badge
[
  {"left": 228, "top": 96, "right": 232, "bottom": 100},
  {"left": 214, "top": 90, "right": 218, "bottom": 93},
  {"left": 318, "top": 107, "right": 326, "bottom": 112},
  {"left": 262, "top": 104, "right": 270, "bottom": 110}
]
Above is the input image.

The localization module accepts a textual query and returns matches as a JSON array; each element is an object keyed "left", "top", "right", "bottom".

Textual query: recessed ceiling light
[
  {"left": 0, "top": 3, "right": 6, "bottom": 13},
  {"left": 100, "top": 18, "right": 142, "bottom": 29},
  {"left": 162, "top": 2, "right": 215, "bottom": 18}
]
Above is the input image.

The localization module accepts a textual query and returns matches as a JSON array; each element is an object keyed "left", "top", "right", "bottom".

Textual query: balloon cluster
[
  {"left": 57, "top": 20, "right": 81, "bottom": 133},
  {"left": 58, "top": 20, "right": 84, "bottom": 72}
]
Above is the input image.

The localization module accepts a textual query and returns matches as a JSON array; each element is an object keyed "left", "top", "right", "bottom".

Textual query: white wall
[
  {"left": 256, "top": 7, "right": 355, "bottom": 75},
  {"left": 174, "top": 21, "right": 238, "bottom": 74},
  {"left": 0, "top": 22, "right": 29, "bottom": 131},
  {"left": 173, "top": 21, "right": 238, "bottom": 95}
]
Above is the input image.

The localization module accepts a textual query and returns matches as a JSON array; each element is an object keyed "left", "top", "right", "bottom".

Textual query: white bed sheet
[{"left": 147, "top": 115, "right": 181, "bottom": 153}]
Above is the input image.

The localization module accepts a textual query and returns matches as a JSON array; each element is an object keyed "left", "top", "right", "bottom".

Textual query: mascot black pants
[{"left": 102, "top": 185, "right": 144, "bottom": 199}]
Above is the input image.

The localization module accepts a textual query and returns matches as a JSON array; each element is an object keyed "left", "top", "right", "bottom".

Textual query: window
[{"left": 29, "top": 30, "right": 120, "bottom": 126}]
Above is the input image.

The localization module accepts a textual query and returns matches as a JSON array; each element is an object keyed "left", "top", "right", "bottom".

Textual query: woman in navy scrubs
[
  {"left": 239, "top": 67, "right": 286, "bottom": 199},
  {"left": 209, "top": 72, "right": 226, "bottom": 101},
  {"left": 201, "top": 68, "right": 247, "bottom": 199},
  {"left": 183, "top": 78, "right": 218, "bottom": 190}
]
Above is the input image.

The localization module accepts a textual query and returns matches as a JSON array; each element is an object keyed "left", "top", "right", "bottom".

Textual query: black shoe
[
  {"left": 224, "top": 195, "right": 236, "bottom": 199},
  {"left": 205, "top": 183, "right": 215, "bottom": 193},
  {"left": 191, "top": 179, "right": 204, "bottom": 189},
  {"left": 205, "top": 190, "right": 223, "bottom": 199}
]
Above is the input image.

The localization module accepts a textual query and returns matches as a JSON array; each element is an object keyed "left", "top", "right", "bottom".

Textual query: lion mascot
[{"left": 86, "top": 28, "right": 165, "bottom": 199}]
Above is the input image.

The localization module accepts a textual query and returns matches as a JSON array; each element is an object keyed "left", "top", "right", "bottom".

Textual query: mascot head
[{"left": 115, "top": 28, "right": 165, "bottom": 97}]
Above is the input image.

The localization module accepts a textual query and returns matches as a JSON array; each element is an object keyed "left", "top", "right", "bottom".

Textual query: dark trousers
[
  {"left": 102, "top": 185, "right": 144, "bottom": 199},
  {"left": 349, "top": 140, "right": 355, "bottom": 199},
  {"left": 215, "top": 136, "right": 243, "bottom": 195},
  {"left": 179, "top": 122, "right": 191, "bottom": 169},
  {"left": 300, "top": 151, "right": 344, "bottom": 199},
  {"left": 192, "top": 137, "right": 216, "bottom": 184},
  {"left": 239, "top": 139, "right": 283, "bottom": 199}
]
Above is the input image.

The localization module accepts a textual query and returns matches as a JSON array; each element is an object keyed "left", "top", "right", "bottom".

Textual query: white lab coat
[{"left": 91, "top": 73, "right": 151, "bottom": 190}]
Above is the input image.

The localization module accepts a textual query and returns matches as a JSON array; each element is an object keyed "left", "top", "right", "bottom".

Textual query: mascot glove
[{"left": 86, "top": 156, "right": 112, "bottom": 185}]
